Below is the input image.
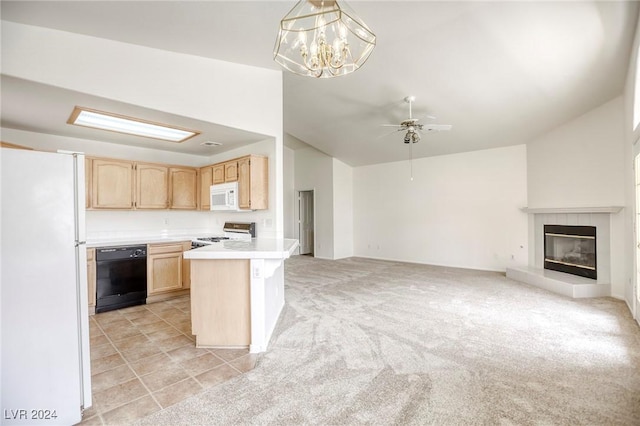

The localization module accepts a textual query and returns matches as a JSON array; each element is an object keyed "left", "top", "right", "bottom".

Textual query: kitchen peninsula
[{"left": 184, "top": 238, "right": 298, "bottom": 353}]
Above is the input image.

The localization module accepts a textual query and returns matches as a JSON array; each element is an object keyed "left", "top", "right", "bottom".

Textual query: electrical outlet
[{"left": 253, "top": 266, "right": 262, "bottom": 279}]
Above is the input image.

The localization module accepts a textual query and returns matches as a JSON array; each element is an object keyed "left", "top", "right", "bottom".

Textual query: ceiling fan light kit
[{"left": 273, "top": 0, "right": 376, "bottom": 78}]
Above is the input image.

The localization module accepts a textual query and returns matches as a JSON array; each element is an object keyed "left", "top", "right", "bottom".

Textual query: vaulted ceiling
[{"left": 2, "top": 1, "right": 638, "bottom": 166}]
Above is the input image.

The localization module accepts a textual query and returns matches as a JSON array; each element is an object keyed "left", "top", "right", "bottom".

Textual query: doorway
[
  {"left": 298, "top": 190, "right": 314, "bottom": 256},
  {"left": 636, "top": 153, "right": 640, "bottom": 311}
]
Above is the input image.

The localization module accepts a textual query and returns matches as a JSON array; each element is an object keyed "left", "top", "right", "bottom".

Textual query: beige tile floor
[{"left": 80, "top": 296, "right": 257, "bottom": 425}]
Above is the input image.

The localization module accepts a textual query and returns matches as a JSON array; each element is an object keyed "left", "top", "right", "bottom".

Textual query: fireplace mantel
[{"left": 520, "top": 206, "right": 623, "bottom": 214}]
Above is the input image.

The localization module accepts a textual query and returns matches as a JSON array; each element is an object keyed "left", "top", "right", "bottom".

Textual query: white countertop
[
  {"left": 184, "top": 238, "right": 299, "bottom": 260},
  {"left": 86, "top": 234, "right": 219, "bottom": 248}
]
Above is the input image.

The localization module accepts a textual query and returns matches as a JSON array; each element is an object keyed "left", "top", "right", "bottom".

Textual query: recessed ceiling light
[
  {"left": 200, "top": 141, "right": 223, "bottom": 147},
  {"left": 67, "top": 106, "right": 200, "bottom": 142}
]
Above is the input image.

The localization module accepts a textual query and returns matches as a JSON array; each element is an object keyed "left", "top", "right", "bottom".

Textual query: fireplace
[{"left": 544, "top": 225, "right": 596, "bottom": 280}]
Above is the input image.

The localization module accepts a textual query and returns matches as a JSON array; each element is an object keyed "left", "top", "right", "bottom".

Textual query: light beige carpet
[{"left": 138, "top": 256, "right": 640, "bottom": 425}]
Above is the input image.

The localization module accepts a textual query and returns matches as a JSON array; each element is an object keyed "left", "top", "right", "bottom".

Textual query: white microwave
[{"left": 210, "top": 182, "right": 239, "bottom": 211}]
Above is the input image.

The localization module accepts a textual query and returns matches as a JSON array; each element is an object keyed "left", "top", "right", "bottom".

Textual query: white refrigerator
[{"left": 1, "top": 148, "right": 92, "bottom": 425}]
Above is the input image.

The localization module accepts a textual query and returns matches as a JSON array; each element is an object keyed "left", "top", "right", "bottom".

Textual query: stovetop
[
  {"left": 196, "top": 237, "right": 230, "bottom": 243},
  {"left": 191, "top": 222, "right": 255, "bottom": 249},
  {"left": 191, "top": 237, "right": 227, "bottom": 249}
]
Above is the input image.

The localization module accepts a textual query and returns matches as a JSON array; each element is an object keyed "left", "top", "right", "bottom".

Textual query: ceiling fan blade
[
  {"left": 377, "top": 128, "right": 404, "bottom": 139},
  {"left": 423, "top": 124, "right": 452, "bottom": 131}
]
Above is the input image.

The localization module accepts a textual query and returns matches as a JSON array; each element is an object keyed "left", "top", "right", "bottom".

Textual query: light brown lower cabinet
[
  {"left": 86, "top": 248, "right": 96, "bottom": 315},
  {"left": 190, "top": 259, "right": 250, "bottom": 347},
  {"left": 147, "top": 243, "right": 184, "bottom": 295},
  {"left": 146, "top": 242, "right": 192, "bottom": 303}
]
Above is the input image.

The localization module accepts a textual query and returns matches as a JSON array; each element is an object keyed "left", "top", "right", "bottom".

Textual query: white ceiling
[{"left": 1, "top": 1, "right": 638, "bottom": 166}]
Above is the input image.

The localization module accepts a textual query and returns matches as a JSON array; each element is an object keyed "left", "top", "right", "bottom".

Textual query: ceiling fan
[
  {"left": 380, "top": 96, "right": 452, "bottom": 181},
  {"left": 381, "top": 96, "right": 452, "bottom": 143}
]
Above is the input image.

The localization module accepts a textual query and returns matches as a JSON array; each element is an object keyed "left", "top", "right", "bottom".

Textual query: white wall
[
  {"left": 1, "top": 21, "right": 281, "bottom": 138},
  {"left": 526, "top": 97, "right": 627, "bottom": 299},
  {"left": 353, "top": 145, "right": 528, "bottom": 271},
  {"left": 283, "top": 146, "right": 295, "bottom": 239},
  {"left": 333, "top": 158, "right": 353, "bottom": 259},
  {"left": 527, "top": 97, "right": 625, "bottom": 208},
  {"left": 1, "top": 21, "right": 284, "bottom": 238},
  {"left": 294, "top": 146, "right": 334, "bottom": 259},
  {"left": 623, "top": 14, "right": 640, "bottom": 320}
]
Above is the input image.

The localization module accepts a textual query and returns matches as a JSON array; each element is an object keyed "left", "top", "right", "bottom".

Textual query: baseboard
[
  {"left": 353, "top": 255, "right": 504, "bottom": 273},
  {"left": 146, "top": 289, "right": 190, "bottom": 304}
]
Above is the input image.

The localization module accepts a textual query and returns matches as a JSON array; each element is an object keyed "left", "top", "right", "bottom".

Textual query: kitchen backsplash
[
  {"left": 86, "top": 210, "right": 218, "bottom": 241},
  {"left": 87, "top": 208, "right": 277, "bottom": 242}
]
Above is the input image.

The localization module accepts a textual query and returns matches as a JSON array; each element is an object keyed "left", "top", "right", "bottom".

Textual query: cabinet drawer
[{"left": 148, "top": 243, "right": 186, "bottom": 255}]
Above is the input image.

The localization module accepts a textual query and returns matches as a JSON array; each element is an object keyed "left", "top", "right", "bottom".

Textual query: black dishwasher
[{"left": 95, "top": 245, "right": 147, "bottom": 313}]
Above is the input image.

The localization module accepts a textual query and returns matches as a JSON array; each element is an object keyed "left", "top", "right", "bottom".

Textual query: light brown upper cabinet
[
  {"left": 197, "top": 155, "right": 268, "bottom": 211},
  {"left": 224, "top": 161, "right": 238, "bottom": 182},
  {"left": 1, "top": 141, "right": 33, "bottom": 150},
  {"left": 91, "top": 158, "right": 134, "bottom": 209},
  {"left": 238, "top": 155, "right": 268, "bottom": 210},
  {"left": 212, "top": 164, "right": 225, "bottom": 184},
  {"left": 199, "top": 166, "right": 213, "bottom": 210},
  {"left": 169, "top": 167, "right": 197, "bottom": 209},
  {"left": 87, "top": 157, "right": 198, "bottom": 210},
  {"left": 136, "top": 163, "right": 169, "bottom": 209}
]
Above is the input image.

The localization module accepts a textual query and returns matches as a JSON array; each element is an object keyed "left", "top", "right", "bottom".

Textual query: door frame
[
  {"left": 295, "top": 189, "right": 315, "bottom": 256},
  {"left": 634, "top": 149, "right": 640, "bottom": 323}
]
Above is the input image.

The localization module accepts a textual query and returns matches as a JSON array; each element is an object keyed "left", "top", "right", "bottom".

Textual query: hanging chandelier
[{"left": 273, "top": 0, "right": 376, "bottom": 78}]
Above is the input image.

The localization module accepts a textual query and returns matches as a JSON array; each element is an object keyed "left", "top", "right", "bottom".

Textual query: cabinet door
[
  {"left": 237, "top": 156, "right": 268, "bottom": 210},
  {"left": 147, "top": 244, "right": 184, "bottom": 295},
  {"left": 224, "top": 161, "right": 238, "bottom": 182},
  {"left": 91, "top": 159, "right": 134, "bottom": 209},
  {"left": 199, "top": 166, "right": 213, "bottom": 210},
  {"left": 136, "top": 163, "right": 169, "bottom": 209},
  {"left": 212, "top": 164, "right": 225, "bottom": 185},
  {"left": 86, "top": 248, "right": 96, "bottom": 314},
  {"left": 170, "top": 167, "right": 198, "bottom": 209},
  {"left": 237, "top": 157, "right": 251, "bottom": 209}
]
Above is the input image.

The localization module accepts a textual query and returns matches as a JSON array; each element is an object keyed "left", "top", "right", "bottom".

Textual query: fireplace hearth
[
  {"left": 544, "top": 225, "right": 596, "bottom": 280},
  {"left": 506, "top": 208, "right": 617, "bottom": 298}
]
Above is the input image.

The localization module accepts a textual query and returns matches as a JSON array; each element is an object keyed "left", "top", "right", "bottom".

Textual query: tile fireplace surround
[{"left": 507, "top": 206, "right": 623, "bottom": 299}]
